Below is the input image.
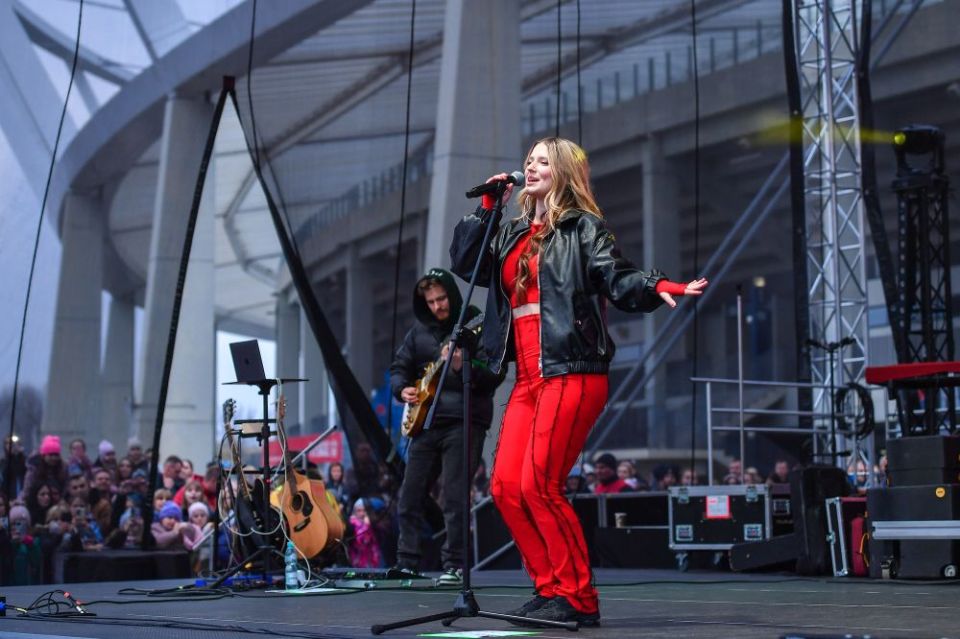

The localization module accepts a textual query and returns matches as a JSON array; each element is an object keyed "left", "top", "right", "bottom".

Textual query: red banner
[{"left": 268, "top": 432, "right": 343, "bottom": 466}]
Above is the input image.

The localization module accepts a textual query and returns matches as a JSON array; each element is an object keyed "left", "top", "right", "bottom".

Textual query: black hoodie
[{"left": 389, "top": 268, "right": 502, "bottom": 428}]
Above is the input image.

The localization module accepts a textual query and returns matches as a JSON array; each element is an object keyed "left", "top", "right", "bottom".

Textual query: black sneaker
[
  {"left": 389, "top": 564, "right": 422, "bottom": 578},
  {"left": 524, "top": 596, "right": 601, "bottom": 627},
  {"left": 437, "top": 567, "right": 463, "bottom": 585},
  {"left": 504, "top": 593, "right": 554, "bottom": 617}
]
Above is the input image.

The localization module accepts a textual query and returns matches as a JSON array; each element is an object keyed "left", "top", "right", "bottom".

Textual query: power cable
[{"left": 5, "top": 0, "right": 84, "bottom": 497}]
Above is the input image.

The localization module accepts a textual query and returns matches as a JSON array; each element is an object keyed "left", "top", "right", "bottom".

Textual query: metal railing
[{"left": 693, "top": 375, "right": 883, "bottom": 487}]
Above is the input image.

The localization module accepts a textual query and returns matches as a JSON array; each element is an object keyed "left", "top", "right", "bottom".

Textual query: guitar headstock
[{"left": 222, "top": 398, "right": 236, "bottom": 425}]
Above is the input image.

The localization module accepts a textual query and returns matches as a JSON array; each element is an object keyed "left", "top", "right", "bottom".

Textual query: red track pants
[{"left": 490, "top": 314, "right": 608, "bottom": 613}]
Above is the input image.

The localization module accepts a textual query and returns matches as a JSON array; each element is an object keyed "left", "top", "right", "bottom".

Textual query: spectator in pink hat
[{"left": 21, "top": 435, "right": 67, "bottom": 500}]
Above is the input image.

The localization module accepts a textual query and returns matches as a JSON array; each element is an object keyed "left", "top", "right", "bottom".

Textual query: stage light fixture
[{"left": 893, "top": 125, "right": 945, "bottom": 175}]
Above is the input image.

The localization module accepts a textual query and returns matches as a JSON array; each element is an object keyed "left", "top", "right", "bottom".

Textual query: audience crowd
[{"left": 1, "top": 432, "right": 882, "bottom": 586}]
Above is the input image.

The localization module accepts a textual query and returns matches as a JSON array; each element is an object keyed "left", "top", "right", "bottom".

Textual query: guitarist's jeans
[{"left": 396, "top": 416, "right": 486, "bottom": 571}]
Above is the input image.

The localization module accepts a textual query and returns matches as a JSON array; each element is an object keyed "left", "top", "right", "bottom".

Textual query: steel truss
[
  {"left": 794, "top": 0, "right": 869, "bottom": 459},
  {"left": 893, "top": 126, "right": 956, "bottom": 434}
]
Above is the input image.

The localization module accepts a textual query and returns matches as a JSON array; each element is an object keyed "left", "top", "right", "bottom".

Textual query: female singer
[{"left": 450, "top": 137, "right": 707, "bottom": 626}]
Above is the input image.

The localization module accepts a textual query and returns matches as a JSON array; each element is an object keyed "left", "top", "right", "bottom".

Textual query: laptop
[{"left": 229, "top": 340, "right": 266, "bottom": 383}]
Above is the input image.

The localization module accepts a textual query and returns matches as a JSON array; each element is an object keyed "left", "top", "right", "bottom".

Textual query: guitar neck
[{"left": 224, "top": 417, "right": 255, "bottom": 501}]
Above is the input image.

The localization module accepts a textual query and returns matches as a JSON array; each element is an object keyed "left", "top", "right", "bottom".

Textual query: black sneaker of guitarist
[{"left": 389, "top": 267, "right": 504, "bottom": 578}]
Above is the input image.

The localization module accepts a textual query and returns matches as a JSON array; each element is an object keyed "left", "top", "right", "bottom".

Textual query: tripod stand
[
  {"left": 212, "top": 377, "right": 305, "bottom": 589},
  {"left": 806, "top": 338, "right": 854, "bottom": 464},
  {"left": 371, "top": 185, "right": 576, "bottom": 634}
]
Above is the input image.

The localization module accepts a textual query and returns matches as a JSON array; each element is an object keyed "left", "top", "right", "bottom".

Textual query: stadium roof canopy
[{"left": 19, "top": 0, "right": 779, "bottom": 335}]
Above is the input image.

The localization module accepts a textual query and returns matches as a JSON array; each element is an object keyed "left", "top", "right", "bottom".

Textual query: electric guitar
[
  {"left": 221, "top": 399, "right": 272, "bottom": 548},
  {"left": 274, "top": 395, "right": 341, "bottom": 558},
  {"left": 401, "top": 314, "right": 484, "bottom": 438}
]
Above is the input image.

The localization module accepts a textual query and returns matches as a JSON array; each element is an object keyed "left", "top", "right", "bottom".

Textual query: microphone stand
[{"left": 371, "top": 184, "right": 576, "bottom": 634}]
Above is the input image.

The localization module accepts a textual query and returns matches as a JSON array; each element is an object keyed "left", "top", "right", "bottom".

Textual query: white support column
[
  {"left": 422, "top": 0, "right": 522, "bottom": 272},
  {"left": 134, "top": 95, "right": 215, "bottom": 463},
  {"left": 301, "top": 307, "right": 330, "bottom": 433},
  {"left": 44, "top": 192, "right": 104, "bottom": 443},
  {"left": 641, "top": 136, "right": 682, "bottom": 449},
  {"left": 345, "top": 245, "right": 375, "bottom": 393},
  {"left": 101, "top": 295, "right": 135, "bottom": 450},
  {"left": 275, "top": 296, "right": 301, "bottom": 432}
]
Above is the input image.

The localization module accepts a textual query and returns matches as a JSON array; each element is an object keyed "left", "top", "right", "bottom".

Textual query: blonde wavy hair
[{"left": 513, "top": 137, "right": 603, "bottom": 300}]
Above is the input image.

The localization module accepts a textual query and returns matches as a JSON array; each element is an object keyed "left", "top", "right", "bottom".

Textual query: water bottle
[{"left": 284, "top": 541, "right": 298, "bottom": 590}]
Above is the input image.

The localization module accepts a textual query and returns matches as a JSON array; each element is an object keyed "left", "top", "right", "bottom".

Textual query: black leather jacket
[{"left": 450, "top": 206, "right": 667, "bottom": 378}]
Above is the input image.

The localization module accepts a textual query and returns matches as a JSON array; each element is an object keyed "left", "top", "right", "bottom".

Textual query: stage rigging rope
[
  {"left": 388, "top": 0, "right": 419, "bottom": 437},
  {"left": 242, "top": 0, "right": 301, "bottom": 260},
  {"left": 576, "top": 0, "right": 582, "bottom": 145},
  {"left": 5, "top": 0, "right": 84, "bottom": 496},
  {"left": 555, "top": 0, "right": 562, "bottom": 136}
]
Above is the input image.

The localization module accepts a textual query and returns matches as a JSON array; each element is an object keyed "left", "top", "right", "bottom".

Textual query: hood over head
[{"left": 412, "top": 267, "right": 462, "bottom": 330}]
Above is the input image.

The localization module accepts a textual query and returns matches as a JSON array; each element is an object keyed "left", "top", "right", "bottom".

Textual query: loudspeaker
[
  {"left": 729, "top": 533, "right": 800, "bottom": 572},
  {"left": 790, "top": 466, "right": 850, "bottom": 575},
  {"left": 593, "top": 527, "right": 675, "bottom": 569},
  {"left": 887, "top": 435, "right": 960, "bottom": 471}
]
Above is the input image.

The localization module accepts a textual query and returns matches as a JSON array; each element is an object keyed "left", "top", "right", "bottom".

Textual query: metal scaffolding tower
[{"left": 794, "top": 0, "right": 869, "bottom": 458}]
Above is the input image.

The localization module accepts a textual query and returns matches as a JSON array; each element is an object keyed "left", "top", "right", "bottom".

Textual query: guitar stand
[
  {"left": 212, "top": 377, "right": 306, "bottom": 589},
  {"left": 371, "top": 186, "right": 576, "bottom": 634}
]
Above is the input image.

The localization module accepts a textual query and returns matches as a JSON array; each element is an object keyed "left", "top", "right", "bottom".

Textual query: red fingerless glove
[
  {"left": 656, "top": 279, "right": 688, "bottom": 296},
  {"left": 481, "top": 193, "right": 496, "bottom": 210}
]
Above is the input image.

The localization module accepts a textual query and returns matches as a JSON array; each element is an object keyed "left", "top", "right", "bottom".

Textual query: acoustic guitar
[
  {"left": 401, "top": 314, "right": 484, "bottom": 438},
  {"left": 273, "top": 395, "right": 344, "bottom": 558}
]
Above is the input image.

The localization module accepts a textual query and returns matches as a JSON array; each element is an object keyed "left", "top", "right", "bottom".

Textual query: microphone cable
[
  {"left": 388, "top": 0, "right": 418, "bottom": 438},
  {"left": 6, "top": 0, "right": 84, "bottom": 483}
]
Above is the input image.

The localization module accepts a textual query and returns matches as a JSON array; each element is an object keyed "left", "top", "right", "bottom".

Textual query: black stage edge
[{"left": 1, "top": 569, "right": 958, "bottom": 638}]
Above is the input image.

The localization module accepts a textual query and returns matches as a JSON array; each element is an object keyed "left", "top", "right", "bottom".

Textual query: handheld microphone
[{"left": 465, "top": 171, "right": 525, "bottom": 199}]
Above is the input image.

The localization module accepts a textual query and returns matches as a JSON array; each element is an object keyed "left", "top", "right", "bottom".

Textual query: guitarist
[{"left": 389, "top": 267, "right": 503, "bottom": 584}]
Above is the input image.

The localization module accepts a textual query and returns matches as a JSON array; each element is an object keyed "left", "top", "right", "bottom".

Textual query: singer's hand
[
  {"left": 659, "top": 278, "right": 709, "bottom": 308},
  {"left": 401, "top": 387, "right": 419, "bottom": 404},
  {"left": 486, "top": 173, "right": 514, "bottom": 201}
]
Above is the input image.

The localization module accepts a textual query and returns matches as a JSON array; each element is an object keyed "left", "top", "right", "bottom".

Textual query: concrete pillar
[
  {"left": 301, "top": 307, "right": 332, "bottom": 434},
  {"left": 275, "top": 296, "right": 301, "bottom": 433},
  {"left": 641, "top": 136, "right": 682, "bottom": 449},
  {"left": 345, "top": 245, "right": 375, "bottom": 393},
  {"left": 101, "top": 295, "right": 135, "bottom": 450},
  {"left": 134, "top": 95, "right": 216, "bottom": 464},
  {"left": 44, "top": 192, "right": 104, "bottom": 443},
  {"left": 422, "top": 0, "right": 522, "bottom": 272}
]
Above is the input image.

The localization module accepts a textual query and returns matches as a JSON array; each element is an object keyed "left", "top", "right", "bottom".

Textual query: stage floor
[{"left": 0, "top": 568, "right": 957, "bottom": 638}]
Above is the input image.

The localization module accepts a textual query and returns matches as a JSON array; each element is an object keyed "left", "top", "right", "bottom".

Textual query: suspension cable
[
  {"left": 388, "top": 0, "right": 419, "bottom": 435},
  {"left": 6, "top": 0, "right": 84, "bottom": 497},
  {"left": 688, "top": 0, "right": 703, "bottom": 479}
]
